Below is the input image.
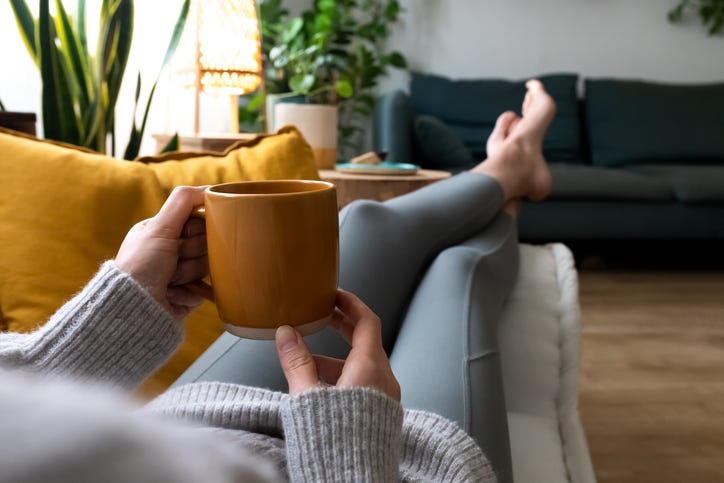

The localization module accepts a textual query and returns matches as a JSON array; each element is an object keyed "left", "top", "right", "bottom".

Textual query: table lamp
[{"left": 176, "top": 0, "right": 262, "bottom": 134}]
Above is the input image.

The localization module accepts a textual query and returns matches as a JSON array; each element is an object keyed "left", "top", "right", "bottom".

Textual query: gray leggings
[{"left": 175, "top": 172, "right": 518, "bottom": 483}]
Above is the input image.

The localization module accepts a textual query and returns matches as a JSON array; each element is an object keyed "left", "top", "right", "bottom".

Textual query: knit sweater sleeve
[
  {"left": 281, "top": 386, "right": 403, "bottom": 482},
  {"left": 0, "top": 261, "right": 182, "bottom": 389}
]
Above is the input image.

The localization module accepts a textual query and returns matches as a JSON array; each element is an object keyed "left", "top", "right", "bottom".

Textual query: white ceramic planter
[{"left": 274, "top": 103, "right": 338, "bottom": 169}]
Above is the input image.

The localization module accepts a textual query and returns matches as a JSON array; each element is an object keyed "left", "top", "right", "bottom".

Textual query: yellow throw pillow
[
  {"left": 139, "top": 126, "right": 320, "bottom": 191},
  {"left": 0, "top": 126, "right": 319, "bottom": 397}
]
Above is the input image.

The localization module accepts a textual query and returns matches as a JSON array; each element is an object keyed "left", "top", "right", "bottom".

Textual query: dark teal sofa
[{"left": 373, "top": 73, "right": 724, "bottom": 241}]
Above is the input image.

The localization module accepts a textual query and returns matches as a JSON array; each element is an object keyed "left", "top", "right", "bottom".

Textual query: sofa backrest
[
  {"left": 584, "top": 78, "right": 724, "bottom": 167},
  {"left": 375, "top": 73, "right": 724, "bottom": 172},
  {"left": 408, "top": 72, "right": 582, "bottom": 169}
]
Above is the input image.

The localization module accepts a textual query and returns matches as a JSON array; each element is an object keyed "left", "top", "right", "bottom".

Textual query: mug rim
[{"left": 207, "top": 179, "right": 335, "bottom": 197}]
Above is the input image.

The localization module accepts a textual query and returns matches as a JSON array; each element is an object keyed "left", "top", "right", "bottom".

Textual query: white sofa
[{"left": 502, "top": 244, "right": 596, "bottom": 482}]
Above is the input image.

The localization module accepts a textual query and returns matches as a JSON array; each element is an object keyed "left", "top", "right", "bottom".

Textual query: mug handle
[{"left": 188, "top": 206, "right": 215, "bottom": 302}]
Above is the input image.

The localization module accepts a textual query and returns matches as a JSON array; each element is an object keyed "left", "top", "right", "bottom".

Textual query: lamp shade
[
  {"left": 196, "top": 0, "right": 262, "bottom": 94},
  {"left": 174, "top": 0, "right": 262, "bottom": 95}
]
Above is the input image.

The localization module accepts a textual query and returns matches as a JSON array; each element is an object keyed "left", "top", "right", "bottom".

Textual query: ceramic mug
[{"left": 192, "top": 180, "right": 339, "bottom": 339}]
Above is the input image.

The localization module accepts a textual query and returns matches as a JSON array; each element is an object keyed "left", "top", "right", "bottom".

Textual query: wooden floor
[{"left": 578, "top": 269, "right": 724, "bottom": 483}]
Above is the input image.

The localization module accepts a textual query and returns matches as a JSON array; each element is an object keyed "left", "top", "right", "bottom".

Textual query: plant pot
[
  {"left": 274, "top": 103, "right": 338, "bottom": 169},
  {"left": 265, "top": 93, "right": 305, "bottom": 134}
]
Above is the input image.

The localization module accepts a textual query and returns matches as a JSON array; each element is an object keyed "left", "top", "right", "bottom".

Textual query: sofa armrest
[
  {"left": 373, "top": 90, "right": 412, "bottom": 164},
  {"left": 500, "top": 243, "right": 596, "bottom": 483}
]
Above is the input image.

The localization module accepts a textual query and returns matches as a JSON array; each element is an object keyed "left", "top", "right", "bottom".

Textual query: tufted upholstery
[{"left": 500, "top": 244, "right": 595, "bottom": 482}]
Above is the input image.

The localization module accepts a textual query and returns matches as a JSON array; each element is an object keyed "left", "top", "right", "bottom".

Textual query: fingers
[
  {"left": 333, "top": 290, "right": 383, "bottom": 354},
  {"left": 182, "top": 217, "right": 206, "bottom": 238},
  {"left": 170, "top": 256, "right": 209, "bottom": 285},
  {"left": 178, "top": 233, "right": 207, "bottom": 260},
  {"left": 313, "top": 355, "right": 345, "bottom": 385},
  {"left": 150, "top": 186, "right": 206, "bottom": 238},
  {"left": 329, "top": 307, "right": 354, "bottom": 344},
  {"left": 167, "top": 286, "right": 205, "bottom": 309},
  {"left": 276, "top": 325, "right": 319, "bottom": 395}
]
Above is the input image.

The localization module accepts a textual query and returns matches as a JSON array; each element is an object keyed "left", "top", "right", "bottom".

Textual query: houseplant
[
  {"left": 9, "top": 0, "right": 189, "bottom": 159},
  {"left": 669, "top": 0, "right": 724, "bottom": 34},
  {"left": 255, "top": 0, "right": 406, "bottom": 162}
]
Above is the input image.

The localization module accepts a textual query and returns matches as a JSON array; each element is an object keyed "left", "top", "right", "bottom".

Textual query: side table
[{"left": 318, "top": 169, "right": 452, "bottom": 209}]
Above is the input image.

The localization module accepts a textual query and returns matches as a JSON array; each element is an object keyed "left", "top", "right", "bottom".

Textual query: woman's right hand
[{"left": 275, "top": 289, "right": 401, "bottom": 402}]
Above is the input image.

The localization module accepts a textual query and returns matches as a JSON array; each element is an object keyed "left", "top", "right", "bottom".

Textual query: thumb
[{"left": 275, "top": 325, "right": 319, "bottom": 395}]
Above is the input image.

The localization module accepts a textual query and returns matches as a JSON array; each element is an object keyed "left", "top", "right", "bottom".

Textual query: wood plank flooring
[{"left": 578, "top": 270, "right": 724, "bottom": 483}]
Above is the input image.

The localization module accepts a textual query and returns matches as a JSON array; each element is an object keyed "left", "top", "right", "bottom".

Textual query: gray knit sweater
[{"left": 0, "top": 262, "right": 495, "bottom": 482}]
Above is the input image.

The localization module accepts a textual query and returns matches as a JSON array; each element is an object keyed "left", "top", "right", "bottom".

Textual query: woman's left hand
[
  {"left": 115, "top": 186, "right": 209, "bottom": 319},
  {"left": 275, "top": 289, "right": 401, "bottom": 401}
]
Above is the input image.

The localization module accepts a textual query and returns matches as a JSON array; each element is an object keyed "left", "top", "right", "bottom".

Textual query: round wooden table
[{"left": 318, "top": 168, "right": 452, "bottom": 209}]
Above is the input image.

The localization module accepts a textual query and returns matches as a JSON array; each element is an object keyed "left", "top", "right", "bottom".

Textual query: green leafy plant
[
  {"left": 257, "top": 0, "right": 406, "bottom": 157},
  {"left": 267, "top": 0, "right": 353, "bottom": 104},
  {"left": 9, "top": 0, "right": 189, "bottom": 159},
  {"left": 669, "top": 0, "right": 724, "bottom": 34}
]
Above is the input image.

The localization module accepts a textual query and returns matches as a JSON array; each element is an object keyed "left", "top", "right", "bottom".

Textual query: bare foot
[
  {"left": 486, "top": 111, "right": 519, "bottom": 158},
  {"left": 472, "top": 79, "right": 555, "bottom": 201}
]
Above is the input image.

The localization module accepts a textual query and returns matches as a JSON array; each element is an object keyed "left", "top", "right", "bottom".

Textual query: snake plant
[{"left": 9, "top": 0, "right": 189, "bottom": 158}]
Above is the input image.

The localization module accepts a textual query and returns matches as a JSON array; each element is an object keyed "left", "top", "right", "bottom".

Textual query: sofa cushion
[
  {"left": 628, "top": 165, "right": 724, "bottom": 203},
  {"left": 409, "top": 72, "right": 581, "bottom": 164},
  {"left": 138, "top": 126, "right": 319, "bottom": 190},
  {"left": 0, "top": 126, "right": 318, "bottom": 396},
  {"left": 586, "top": 79, "right": 724, "bottom": 167},
  {"left": 549, "top": 164, "right": 673, "bottom": 201},
  {"left": 413, "top": 115, "right": 477, "bottom": 170}
]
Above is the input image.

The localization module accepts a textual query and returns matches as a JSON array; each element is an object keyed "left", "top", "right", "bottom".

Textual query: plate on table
[{"left": 335, "top": 162, "right": 419, "bottom": 175}]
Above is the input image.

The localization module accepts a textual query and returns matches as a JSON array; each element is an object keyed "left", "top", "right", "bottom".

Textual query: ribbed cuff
[
  {"left": 402, "top": 409, "right": 495, "bottom": 482},
  {"left": 21, "top": 261, "right": 182, "bottom": 389},
  {"left": 282, "top": 387, "right": 402, "bottom": 482},
  {"left": 147, "top": 382, "right": 286, "bottom": 434}
]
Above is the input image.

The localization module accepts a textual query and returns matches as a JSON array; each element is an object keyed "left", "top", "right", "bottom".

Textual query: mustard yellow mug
[{"left": 192, "top": 180, "right": 339, "bottom": 339}]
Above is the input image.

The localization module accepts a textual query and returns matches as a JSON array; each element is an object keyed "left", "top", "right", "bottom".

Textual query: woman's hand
[
  {"left": 275, "top": 289, "right": 401, "bottom": 401},
  {"left": 115, "top": 186, "right": 209, "bottom": 319}
]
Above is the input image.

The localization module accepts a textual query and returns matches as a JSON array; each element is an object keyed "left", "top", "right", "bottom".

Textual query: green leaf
[
  {"left": 385, "top": 1, "right": 401, "bottom": 21},
  {"left": 383, "top": 52, "right": 407, "bottom": 68},
  {"left": 160, "top": 133, "right": 179, "bottom": 153},
  {"left": 335, "top": 79, "right": 353, "bottom": 97},
  {"left": 38, "top": 0, "right": 83, "bottom": 146},
  {"left": 102, "top": 0, "right": 133, "bottom": 134},
  {"left": 282, "top": 17, "right": 304, "bottom": 43},
  {"left": 247, "top": 92, "right": 265, "bottom": 111},
  {"left": 318, "top": 0, "right": 336, "bottom": 12},
  {"left": 76, "top": 0, "right": 88, "bottom": 57},
  {"left": 54, "top": 0, "right": 91, "bottom": 109},
  {"left": 0, "top": 99, "right": 5, "bottom": 111},
  {"left": 160, "top": 0, "right": 190, "bottom": 67},
  {"left": 10, "top": 0, "right": 38, "bottom": 65},
  {"left": 290, "top": 74, "right": 315, "bottom": 93}
]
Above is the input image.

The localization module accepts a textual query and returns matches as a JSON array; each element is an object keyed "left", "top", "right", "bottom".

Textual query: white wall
[
  {"left": 384, "top": 0, "right": 724, "bottom": 90},
  {"left": 2, "top": 0, "right": 723, "bottom": 157}
]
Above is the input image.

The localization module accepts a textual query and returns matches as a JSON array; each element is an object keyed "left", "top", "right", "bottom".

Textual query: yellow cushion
[
  {"left": 139, "top": 126, "right": 320, "bottom": 190},
  {"left": 0, "top": 126, "right": 318, "bottom": 397}
]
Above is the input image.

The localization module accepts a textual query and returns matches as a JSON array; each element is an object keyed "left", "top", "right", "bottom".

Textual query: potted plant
[
  {"left": 257, "top": 0, "right": 406, "bottom": 167},
  {"left": 669, "top": 0, "right": 724, "bottom": 34},
  {"left": 8, "top": 0, "right": 189, "bottom": 159}
]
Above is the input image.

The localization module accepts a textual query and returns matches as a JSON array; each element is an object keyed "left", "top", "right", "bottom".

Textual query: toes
[
  {"left": 495, "top": 111, "right": 519, "bottom": 139},
  {"left": 525, "top": 79, "right": 544, "bottom": 91}
]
